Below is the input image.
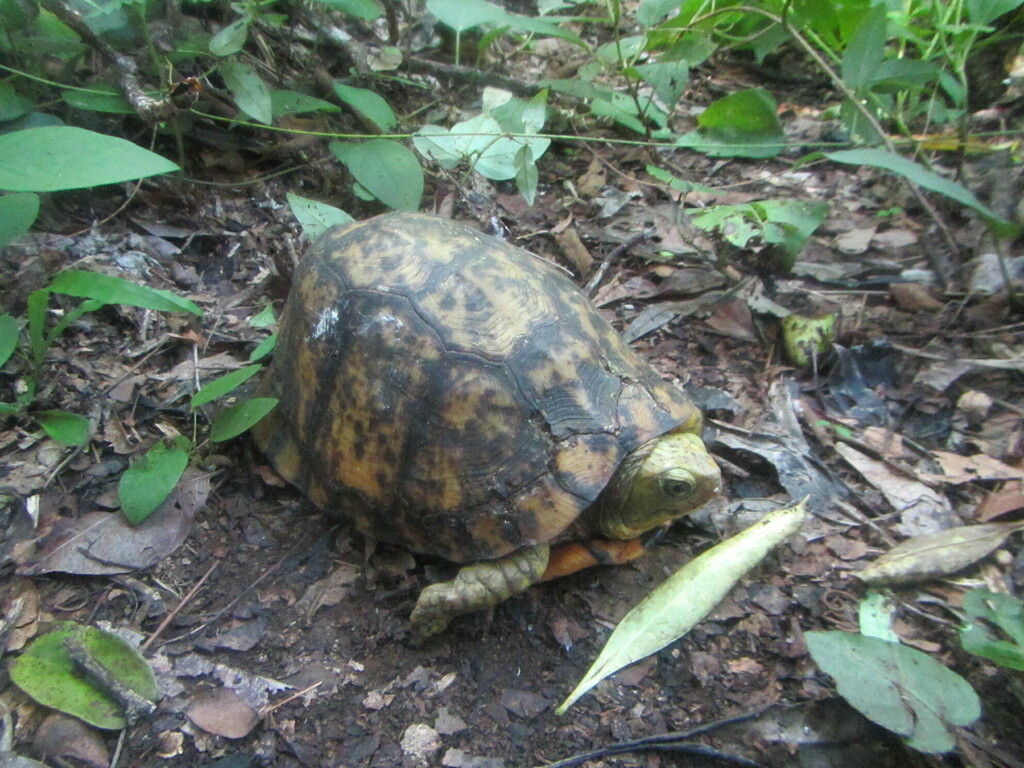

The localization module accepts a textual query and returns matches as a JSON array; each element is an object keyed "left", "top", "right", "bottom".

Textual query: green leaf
[
  {"left": 209, "top": 17, "right": 249, "bottom": 56},
  {"left": 36, "top": 409, "right": 89, "bottom": 446},
  {"left": 210, "top": 397, "right": 279, "bottom": 442},
  {"left": 858, "top": 591, "right": 900, "bottom": 642},
  {"left": 249, "top": 332, "right": 277, "bottom": 362},
  {"left": 755, "top": 199, "right": 829, "bottom": 257},
  {"left": 824, "top": 149, "right": 1018, "bottom": 237},
  {"left": 334, "top": 83, "right": 397, "bottom": 132},
  {"left": 191, "top": 364, "right": 262, "bottom": 407},
  {"left": 0, "top": 192, "right": 40, "bottom": 247},
  {"left": 270, "top": 90, "right": 341, "bottom": 117},
  {"left": 249, "top": 304, "right": 277, "bottom": 328},
  {"left": 309, "top": 0, "right": 382, "bottom": 19},
  {"left": 331, "top": 139, "right": 424, "bottom": 211},
  {"left": 0, "top": 313, "right": 19, "bottom": 369},
  {"left": 806, "top": 631, "right": 980, "bottom": 753},
  {"left": 634, "top": 59, "right": 690, "bottom": 109},
  {"left": 558, "top": 501, "right": 808, "bottom": 713},
  {"left": 220, "top": 59, "right": 272, "bottom": 124},
  {"left": 966, "top": 0, "right": 1024, "bottom": 26},
  {"left": 960, "top": 589, "right": 1024, "bottom": 670},
  {"left": 286, "top": 193, "right": 354, "bottom": 240},
  {"left": 677, "top": 89, "right": 784, "bottom": 158},
  {"left": 0, "top": 127, "right": 179, "bottom": 192},
  {"left": 9, "top": 622, "right": 158, "bottom": 730},
  {"left": 61, "top": 85, "right": 134, "bottom": 114},
  {"left": 26, "top": 289, "right": 48, "bottom": 364},
  {"left": 118, "top": 439, "right": 190, "bottom": 524},
  {"left": 515, "top": 144, "right": 538, "bottom": 205},
  {"left": 841, "top": 2, "right": 886, "bottom": 89},
  {"left": 48, "top": 270, "right": 202, "bottom": 316},
  {"left": 0, "top": 81, "right": 34, "bottom": 121},
  {"left": 427, "top": 0, "right": 507, "bottom": 32},
  {"left": 637, "top": 0, "right": 684, "bottom": 27}
]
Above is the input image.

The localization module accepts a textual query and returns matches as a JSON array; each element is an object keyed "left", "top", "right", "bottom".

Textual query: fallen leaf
[
  {"left": 33, "top": 713, "right": 109, "bottom": 768},
  {"left": 557, "top": 500, "right": 807, "bottom": 713},
  {"left": 186, "top": 688, "right": 259, "bottom": 739},
  {"left": 18, "top": 469, "right": 210, "bottom": 576},
  {"left": 857, "top": 522, "right": 1024, "bottom": 586},
  {"left": 925, "top": 452, "right": 1024, "bottom": 485},
  {"left": 400, "top": 723, "right": 441, "bottom": 761},
  {"left": 976, "top": 481, "right": 1024, "bottom": 522}
]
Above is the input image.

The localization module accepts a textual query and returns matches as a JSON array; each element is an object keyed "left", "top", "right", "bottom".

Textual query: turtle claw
[{"left": 410, "top": 545, "right": 550, "bottom": 636}]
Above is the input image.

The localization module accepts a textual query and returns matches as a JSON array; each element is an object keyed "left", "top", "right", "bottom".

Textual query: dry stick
[
  {"left": 37, "top": 0, "right": 179, "bottom": 123},
  {"left": 139, "top": 559, "right": 220, "bottom": 654},
  {"left": 64, "top": 634, "right": 156, "bottom": 725},
  {"left": 584, "top": 229, "right": 655, "bottom": 298}
]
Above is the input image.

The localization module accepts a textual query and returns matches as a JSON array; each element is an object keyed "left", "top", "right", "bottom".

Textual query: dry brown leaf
[
  {"left": 186, "top": 687, "right": 259, "bottom": 739},
  {"left": 858, "top": 522, "right": 1024, "bottom": 586}
]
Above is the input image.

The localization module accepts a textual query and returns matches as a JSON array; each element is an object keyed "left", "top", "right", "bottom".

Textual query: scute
[{"left": 254, "top": 212, "right": 704, "bottom": 564}]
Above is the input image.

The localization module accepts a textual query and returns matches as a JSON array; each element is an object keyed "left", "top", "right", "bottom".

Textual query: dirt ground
[{"left": 2, "top": 22, "right": 1024, "bottom": 768}]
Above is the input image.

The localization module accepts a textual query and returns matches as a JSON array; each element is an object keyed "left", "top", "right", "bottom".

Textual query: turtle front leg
[{"left": 410, "top": 544, "right": 550, "bottom": 635}]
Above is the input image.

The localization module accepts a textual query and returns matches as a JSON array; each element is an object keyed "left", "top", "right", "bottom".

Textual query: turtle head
[{"left": 596, "top": 431, "right": 721, "bottom": 539}]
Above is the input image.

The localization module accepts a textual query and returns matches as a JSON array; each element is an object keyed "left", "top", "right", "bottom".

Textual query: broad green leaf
[
  {"left": 637, "top": 0, "right": 682, "bottom": 27},
  {"left": 309, "top": 0, "right": 382, "bottom": 19},
  {"left": 191, "top": 364, "right": 262, "bottom": 407},
  {"left": 592, "top": 96, "right": 647, "bottom": 134},
  {"left": 677, "top": 89, "right": 784, "bottom": 158},
  {"left": 333, "top": 83, "right": 396, "bottom": 132},
  {"left": 249, "top": 303, "right": 277, "bottom": 329},
  {"left": 868, "top": 59, "right": 938, "bottom": 92},
  {"left": 966, "top": 0, "right": 1024, "bottom": 25},
  {"left": 0, "top": 127, "right": 178, "bottom": 192},
  {"left": 0, "top": 313, "right": 19, "bottom": 369},
  {"left": 249, "top": 332, "right": 277, "bottom": 362},
  {"left": 36, "top": 410, "right": 89, "bottom": 446},
  {"left": 0, "top": 81, "right": 33, "bottom": 121},
  {"left": 634, "top": 59, "right": 690, "bottom": 109},
  {"left": 331, "top": 139, "right": 424, "bottom": 211},
  {"left": 538, "top": 78, "right": 615, "bottom": 102},
  {"left": 220, "top": 60, "right": 272, "bottom": 124},
  {"left": 806, "top": 631, "right": 980, "bottom": 753},
  {"left": 118, "top": 439, "right": 190, "bottom": 524},
  {"left": 48, "top": 270, "right": 202, "bottom": 315},
  {"left": 209, "top": 17, "right": 249, "bottom": 56},
  {"left": 960, "top": 589, "right": 1024, "bottom": 670},
  {"left": 841, "top": 2, "right": 886, "bottom": 89},
  {"left": 210, "top": 397, "right": 279, "bottom": 442},
  {"left": 286, "top": 193, "right": 354, "bottom": 240},
  {"left": 427, "top": 0, "right": 507, "bottom": 32},
  {"left": 515, "top": 144, "right": 538, "bottom": 205},
  {"left": 824, "top": 149, "right": 1018, "bottom": 237},
  {"left": 558, "top": 500, "right": 807, "bottom": 713},
  {"left": 755, "top": 199, "right": 829, "bottom": 256},
  {"left": 10, "top": 622, "right": 158, "bottom": 730},
  {"left": 62, "top": 85, "right": 134, "bottom": 114},
  {"left": 271, "top": 90, "right": 340, "bottom": 117},
  {"left": 0, "top": 192, "right": 39, "bottom": 247}
]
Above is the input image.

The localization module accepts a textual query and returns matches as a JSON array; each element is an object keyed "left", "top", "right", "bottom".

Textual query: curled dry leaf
[
  {"left": 556, "top": 499, "right": 808, "bottom": 713},
  {"left": 857, "top": 522, "right": 1024, "bottom": 586}
]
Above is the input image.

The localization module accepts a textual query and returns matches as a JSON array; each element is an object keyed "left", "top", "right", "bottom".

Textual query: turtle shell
[{"left": 254, "top": 213, "right": 702, "bottom": 563}]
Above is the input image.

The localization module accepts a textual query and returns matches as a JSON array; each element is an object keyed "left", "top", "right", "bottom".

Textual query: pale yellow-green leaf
[{"left": 557, "top": 499, "right": 808, "bottom": 713}]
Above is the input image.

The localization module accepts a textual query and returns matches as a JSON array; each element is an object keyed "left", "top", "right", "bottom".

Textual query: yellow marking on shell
[
  {"left": 617, "top": 381, "right": 702, "bottom": 436},
  {"left": 554, "top": 436, "right": 622, "bottom": 500},
  {"left": 513, "top": 475, "right": 587, "bottom": 546},
  {"left": 269, "top": 434, "right": 301, "bottom": 485},
  {"left": 323, "top": 302, "right": 444, "bottom": 504},
  {"left": 406, "top": 362, "right": 528, "bottom": 512},
  {"left": 418, "top": 262, "right": 556, "bottom": 358}
]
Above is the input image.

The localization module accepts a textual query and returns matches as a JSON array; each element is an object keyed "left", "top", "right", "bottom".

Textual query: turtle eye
[{"left": 658, "top": 470, "right": 696, "bottom": 499}]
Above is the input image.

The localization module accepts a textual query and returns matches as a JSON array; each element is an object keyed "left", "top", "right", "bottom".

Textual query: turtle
[{"left": 253, "top": 212, "right": 721, "bottom": 634}]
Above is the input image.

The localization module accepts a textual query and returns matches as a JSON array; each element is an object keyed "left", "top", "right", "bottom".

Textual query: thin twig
[
  {"left": 139, "top": 559, "right": 219, "bottom": 653},
  {"left": 584, "top": 229, "right": 654, "bottom": 297}
]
